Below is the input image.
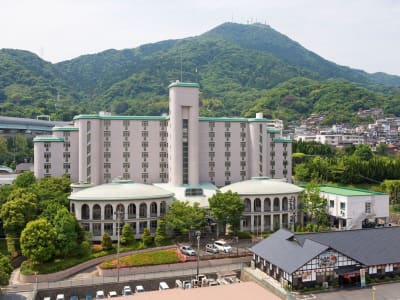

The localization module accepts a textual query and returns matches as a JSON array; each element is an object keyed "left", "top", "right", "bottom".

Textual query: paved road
[{"left": 297, "top": 283, "right": 400, "bottom": 300}]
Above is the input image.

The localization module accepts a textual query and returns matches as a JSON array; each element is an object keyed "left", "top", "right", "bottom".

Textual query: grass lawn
[{"left": 100, "top": 248, "right": 182, "bottom": 269}]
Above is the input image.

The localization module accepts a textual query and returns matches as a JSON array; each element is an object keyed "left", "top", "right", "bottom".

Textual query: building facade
[
  {"left": 252, "top": 228, "right": 400, "bottom": 290},
  {"left": 319, "top": 185, "right": 389, "bottom": 230},
  {"left": 34, "top": 82, "right": 292, "bottom": 187}
]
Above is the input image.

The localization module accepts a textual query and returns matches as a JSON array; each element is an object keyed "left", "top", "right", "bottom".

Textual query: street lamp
[
  {"left": 115, "top": 209, "right": 123, "bottom": 283},
  {"left": 196, "top": 231, "right": 201, "bottom": 278}
]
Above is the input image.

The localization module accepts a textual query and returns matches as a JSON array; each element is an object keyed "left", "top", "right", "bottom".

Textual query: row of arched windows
[
  {"left": 243, "top": 197, "right": 294, "bottom": 213},
  {"left": 81, "top": 202, "right": 167, "bottom": 220}
]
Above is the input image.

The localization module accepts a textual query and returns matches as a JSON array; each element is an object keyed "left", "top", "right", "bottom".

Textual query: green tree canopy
[
  {"left": 301, "top": 182, "right": 328, "bottom": 226},
  {"left": 209, "top": 190, "right": 245, "bottom": 234},
  {"left": 53, "top": 207, "right": 79, "bottom": 257},
  {"left": 154, "top": 220, "right": 168, "bottom": 246},
  {"left": 101, "top": 233, "right": 113, "bottom": 250},
  {"left": 13, "top": 171, "right": 36, "bottom": 188},
  {"left": 353, "top": 144, "right": 373, "bottom": 161},
  {"left": 141, "top": 228, "right": 153, "bottom": 247},
  {"left": 165, "top": 201, "right": 206, "bottom": 235},
  {"left": 20, "top": 218, "right": 57, "bottom": 263},
  {"left": 0, "top": 253, "right": 13, "bottom": 285},
  {"left": 120, "top": 223, "right": 134, "bottom": 245}
]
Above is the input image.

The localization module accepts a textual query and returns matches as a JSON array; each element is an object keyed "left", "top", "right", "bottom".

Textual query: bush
[
  {"left": 236, "top": 231, "right": 252, "bottom": 239},
  {"left": 141, "top": 228, "right": 153, "bottom": 247},
  {"left": 101, "top": 233, "right": 113, "bottom": 250},
  {"left": 120, "top": 224, "right": 134, "bottom": 245},
  {"left": 79, "top": 241, "right": 92, "bottom": 257}
]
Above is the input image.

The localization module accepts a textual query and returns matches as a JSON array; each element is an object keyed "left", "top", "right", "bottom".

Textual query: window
[
  {"left": 141, "top": 131, "right": 148, "bottom": 137},
  {"left": 104, "top": 131, "right": 111, "bottom": 138},
  {"left": 81, "top": 204, "right": 90, "bottom": 220},
  {"left": 141, "top": 120, "right": 148, "bottom": 127},
  {"left": 225, "top": 161, "right": 231, "bottom": 168},
  {"left": 123, "top": 141, "right": 130, "bottom": 148},
  {"left": 104, "top": 162, "right": 111, "bottom": 169},
  {"left": 224, "top": 132, "right": 231, "bottom": 138},
  {"left": 141, "top": 141, "right": 148, "bottom": 148},
  {"left": 139, "top": 203, "right": 147, "bottom": 218},
  {"left": 365, "top": 202, "right": 371, "bottom": 214},
  {"left": 104, "top": 141, "right": 111, "bottom": 148},
  {"left": 340, "top": 202, "right": 346, "bottom": 210},
  {"left": 330, "top": 200, "right": 335, "bottom": 208},
  {"left": 150, "top": 202, "right": 157, "bottom": 217},
  {"left": 93, "top": 223, "right": 101, "bottom": 236},
  {"left": 123, "top": 131, "right": 130, "bottom": 138},
  {"left": 87, "top": 121, "right": 91, "bottom": 131},
  {"left": 93, "top": 204, "right": 101, "bottom": 220},
  {"left": 209, "top": 132, "right": 215, "bottom": 138},
  {"left": 104, "top": 204, "right": 113, "bottom": 220},
  {"left": 104, "top": 223, "right": 113, "bottom": 235},
  {"left": 123, "top": 162, "right": 130, "bottom": 169},
  {"left": 123, "top": 120, "right": 130, "bottom": 127},
  {"left": 123, "top": 152, "right": 130, "bottom": 159},
  {"left": 142, "top": 152, "right": 148, "bottom": 158},
  {"left": 128, "top": 204, "right": 136, "bottom": 219},
  {"left": 209, "top": 142, "right": 215, "bottom": 148},
  {"left": 160, "top": 201, "right": 167, "bottom": 216}
]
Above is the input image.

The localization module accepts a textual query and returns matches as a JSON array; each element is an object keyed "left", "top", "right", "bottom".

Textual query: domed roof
[
  {"left": 220, "top": 178, "right": 303, "bottom": 196},
  {"left": 69, "top": 180, "right": 174, "bottom": 201}
]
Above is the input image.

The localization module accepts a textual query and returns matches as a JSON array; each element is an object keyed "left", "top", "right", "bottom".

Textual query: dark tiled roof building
[{"left": 251, "top": 227, "right": 400, "bottom": 289}]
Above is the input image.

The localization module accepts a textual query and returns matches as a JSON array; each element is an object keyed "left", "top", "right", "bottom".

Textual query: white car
[
  {"left": 122, "top": 286, "right": 132, "bottom": 296},
  {"left": 95, "top": 291, "right": 105, "bottom": 300},
  {"left": 135, "top": 285, "right": 145, "bottom": 293},
  {"left": 180, "top": 245, "right": 196, "bottom": 256},
  {"left": 107, "top": 291, "right": 117, "bottom": 298},
  {"left": 56, "top": 295, "right": 64, "bottom": 300},
  {"left": 213, "top": 240, "right": 232, "bottom": 253}
]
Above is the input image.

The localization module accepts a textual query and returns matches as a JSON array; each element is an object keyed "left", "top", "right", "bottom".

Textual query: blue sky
[{"left": 1, "top": 0, "right": 399, "bottom": 75}]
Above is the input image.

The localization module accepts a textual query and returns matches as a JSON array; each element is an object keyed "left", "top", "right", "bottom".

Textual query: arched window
[
  {"left": 282, "top": 197, "right": 288, "bottom": 211},
  {"left": 244, "top": 198, "right": 251, "bottom": 212},
  {"left": 128, "top": 204, "right": 136, "bottom": 219},
  {"left": 116, "top": 204, "right": 125, "bottom": 220},
  {"left": 160, "top": 201, "right": 167, "bottom": 217},
  {"left": 93, "top": 204, "right": 101, "bottom": 220},
  {"left": 71, "top": 203, "right": 75, "bottom": 214},
  {"left": 81, "top": 204, "right": 90, "bottom": 220},
  {"left": 264, "top": 198, "right": 271, "bottom": 212},
  {"left": 104, "top": 204, "right": 113, "bottom": 220},
  {"left": 254, "top": 198, "right": 261, "bottom": 212},
  {"left": 273, "top": 197, "right": 280, "bottom": 211},
  {"left": 139, "top": 203, "right": 147, "bottom": 218},
  {"left": 150, "top": 202, "right": 157, "bottom": 217}
]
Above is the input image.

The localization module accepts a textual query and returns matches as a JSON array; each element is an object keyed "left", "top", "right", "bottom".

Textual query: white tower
[{"left": 168, "top": 82, "right": 200, "bottom": 186}]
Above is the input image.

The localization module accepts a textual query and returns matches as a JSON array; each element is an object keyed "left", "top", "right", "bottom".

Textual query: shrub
[
  {"left": 101, "top": 233, "right": 113, "bottom": 250},
  {"left": 237, "top": 231, "right": 252, "bottom": 239},
  {"left": 120, "top": 224, "right": 134, "bottom": 245},
  {"left": 141, "top": 228, "right": 153, "bottom": 247},
  {"left": 79, "top": 241, "right": 92, "bottom": 257}
]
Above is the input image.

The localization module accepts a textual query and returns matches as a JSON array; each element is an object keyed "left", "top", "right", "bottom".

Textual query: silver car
[{"left": 205, "top": 243, "right": 219, "bottom": 253}]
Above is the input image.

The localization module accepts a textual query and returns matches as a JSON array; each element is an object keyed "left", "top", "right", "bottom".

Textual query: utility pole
[
  {"left": 116, "top": 210, "right": 121, "bottom": 282},
  {"left": 196, "top": 231, "right": 201, "bottom": 278}
]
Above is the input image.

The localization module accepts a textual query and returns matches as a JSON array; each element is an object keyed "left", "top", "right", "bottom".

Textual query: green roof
[
  {"left": 273, "top": 138, "right": 293, "bottom": 143},
  {"left": 33, "top": 137, "right": 64, "bottom": 142},
  {"left": 168, "top": 82, "right": 200, "bottom": 88},
  {"left": 73, "top": 115, "right": 169, "bottom": 121},
  {"left": 267, "top": 128, "right": 281, "bottom": 133},
  {"left": 199, "top": 117, "right": 272, "bottom": 123},
  {"left": 319, "top": 185, "right": 386, "bottom": 196},
  {"left": 52, "top": 126, "right": 79, "bottom": 131}
]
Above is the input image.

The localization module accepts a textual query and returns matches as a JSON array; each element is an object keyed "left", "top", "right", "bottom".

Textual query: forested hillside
[{"left": 0, "top": 22, "right": 399, "bottom": 123}]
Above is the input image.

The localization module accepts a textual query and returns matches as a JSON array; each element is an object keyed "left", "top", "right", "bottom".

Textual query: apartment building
[{"left": 34, "top": 82, "right": 292, "bottom": 187}]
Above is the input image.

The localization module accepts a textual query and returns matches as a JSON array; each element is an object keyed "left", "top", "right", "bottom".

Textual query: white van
[{"left": 159, "top": 281, "right": 169, "bottom": 290}]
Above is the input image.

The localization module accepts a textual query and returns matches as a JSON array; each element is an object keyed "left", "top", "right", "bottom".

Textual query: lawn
[{"left": 100, "top": 248, "right": 182, "bottom": 269}]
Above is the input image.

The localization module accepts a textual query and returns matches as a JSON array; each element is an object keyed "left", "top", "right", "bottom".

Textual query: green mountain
[{"left": 0, "top": 22, "right": 399, "bottom": 123}]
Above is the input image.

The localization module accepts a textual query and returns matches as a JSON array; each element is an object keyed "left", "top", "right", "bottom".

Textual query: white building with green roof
[
  {"left": 319, "top": 185, "right": 389, "bottom": 230},
  {"left": 34, "top": 82, "right": 292, "bottom": 186}
]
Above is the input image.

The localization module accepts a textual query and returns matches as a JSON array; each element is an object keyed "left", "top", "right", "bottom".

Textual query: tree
[
  {"left": 376, "top": 143, "right": 388, "bottom": 156},
  {"left": 209, "top": 190, "right": 245, "bottom": 235},
  {"left": 301, "top": 182, "right": 328, "bottom": 226},
  {"left": 165, "top": 201, "right": 206, "bottom": 236},
  {"left": 154, "top": 220, "right": 168, "bottom": 246},
  {"left": 0, "top": 253, "right": 12, "bottom": 285},
  {"left": 101, "top": 233, "right": 113, "bottom": 250},
  {"left": 380, "top": 180, "right": 400, "bottom": 208},
  {"left": 33, "top": 176, "right": 72, "bottom": 212},
  {"left": 0, "top": 194, "right": 37, "bottom": 236},
  {"left": 141, "top": 228, "right": 153, "bottom": 247},
  {"left": 353, "top": 144, "right": 373, "bottom": 161},
  {"left": 13, "top": 171, "right": 36, "bottom": 188},
  {"left": 120, "top": 224, "right": 134, "bottom": 245},
  {"left": 20, "top": 218, "right": 57, "bottom": 263},
  {"left": 53, "top": 207, "right": 79, "bottom": 257}
]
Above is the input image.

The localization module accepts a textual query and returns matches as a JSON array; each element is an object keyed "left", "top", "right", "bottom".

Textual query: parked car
[
  {"left": 213, "top": 240, "right": 232, "bottom": 253},
  {"left": 122, "top": 286, "right": 132, "bottom": 296},
  {"left": 69, "top": 296, "right": 78, "bottom": 300},
  {"left": 56, "top": 295, "right": 64, "bottom": 300},
  {"left": 108, "top": 291, "right": 118, "bottom": 298},
  {"left": 180, "top": 245, "right": 196, "bottom": 256},
  {"left": 159, "top": 281, "right": 169, "bottom": 290},
  {"left": 205, "top": 243, "right": 219, "bottom": 253},
  {"left": 95, "top": 291, "right": 105, "bottom": 300},
  {"left": 135, "top": 285, "right": 145, "bottom": 293},
  {"left": 85, "top": 294, "right": 92, "bottom": 300}
]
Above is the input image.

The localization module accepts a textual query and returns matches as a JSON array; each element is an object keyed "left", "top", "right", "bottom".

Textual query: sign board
[{"left": 360, "top": 268, "right": 366, "bottom": 287}]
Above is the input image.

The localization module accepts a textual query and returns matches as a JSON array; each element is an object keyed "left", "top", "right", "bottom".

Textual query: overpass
[{"left": 0, "top": 116, "right": 68, "bottom": 136}]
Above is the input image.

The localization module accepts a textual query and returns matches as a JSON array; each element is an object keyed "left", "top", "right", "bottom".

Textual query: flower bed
[{"left": 99, "top": 248, "right": 182, "bottom": 269}]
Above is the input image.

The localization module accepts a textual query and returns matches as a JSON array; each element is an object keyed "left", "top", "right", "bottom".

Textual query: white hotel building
[{"left": 34, "top": 82, "right": 292, "bottom": 187}]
